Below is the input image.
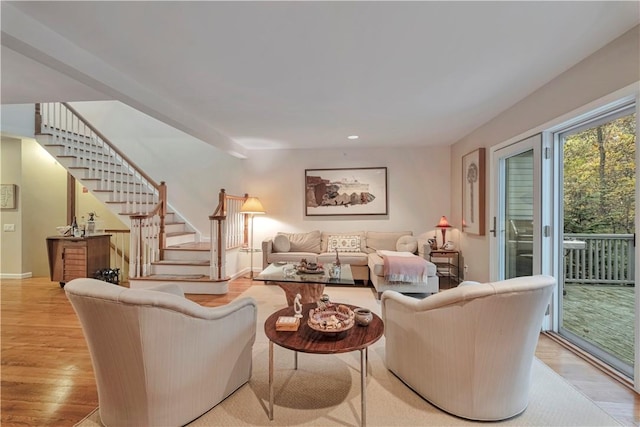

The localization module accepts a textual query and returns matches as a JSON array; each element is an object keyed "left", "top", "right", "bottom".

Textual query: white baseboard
[
  {"left": 230, "top": 268, "right": 250, "bottom": 280},
  {"left": 0, "top": 272, "right": 33, "bottom": 279}
]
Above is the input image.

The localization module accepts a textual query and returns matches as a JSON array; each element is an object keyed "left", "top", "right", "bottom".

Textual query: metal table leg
[
  {"left": 365, "top": 347, "right": 368, "bottom": 377},
  {"left": 269, "top": 340, "right": 274, "bottom": 420},
  {"left": 360, "top": 348, "right": 366, "bottom": 427}
]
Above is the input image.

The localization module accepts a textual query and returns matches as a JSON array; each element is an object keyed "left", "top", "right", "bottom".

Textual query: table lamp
[
  {"left": 240, "top": 197, "right": 266, "bottom": 278},
  {"left": 436, "top": 216, "right": 452, "bottom": 249}
]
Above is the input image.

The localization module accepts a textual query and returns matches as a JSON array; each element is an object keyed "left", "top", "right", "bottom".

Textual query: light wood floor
[{"left": 1, "top": 277, "right": 638, "bottom": 426}]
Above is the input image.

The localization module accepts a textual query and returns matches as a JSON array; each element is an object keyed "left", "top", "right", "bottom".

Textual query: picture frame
[
  {"left": 305, "top": 167, "right": 388, "bottom": 216},
  {"left": 0, "top": 184, "right": 16, "bottom": 209},
  {"left": 462, "top": 148, "right": 485, "bottom": 235}
]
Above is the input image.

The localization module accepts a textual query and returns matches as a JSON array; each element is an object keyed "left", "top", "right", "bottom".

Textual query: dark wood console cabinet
[{"left": 46, "top": 235, "right": 111, "bottom": 287}]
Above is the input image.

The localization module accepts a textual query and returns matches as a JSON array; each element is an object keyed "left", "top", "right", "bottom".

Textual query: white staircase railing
[
  {"left": 209, "top": 189, "right": 247, "bottom": 280},
  {"left": 36, "top": 102, "right": 167, "bottom": 279}
]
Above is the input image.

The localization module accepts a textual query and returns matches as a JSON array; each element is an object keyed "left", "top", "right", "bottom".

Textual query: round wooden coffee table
[{"left": 264, "top": 303, "right": 383, "bottom": 427}]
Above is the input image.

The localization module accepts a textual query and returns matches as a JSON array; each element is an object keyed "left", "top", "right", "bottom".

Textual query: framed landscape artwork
[
  {"left": 462, "top": 148, "right": 485, "bottom": 235},
  {"left": 305, "top": 167, "right": 388, "bottom": 216}
]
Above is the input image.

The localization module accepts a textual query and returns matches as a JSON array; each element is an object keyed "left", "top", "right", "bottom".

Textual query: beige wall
[
  {"left": 1, "top": 138, "right": 67, "bottom": 277},
  {"left": 0, "top": 137, "right": 126, "bottom": 278},
  {"left": 19, "top": 139, "right": 67, "bottom": 277},
  {"left": 450, "top": 25, "right": 640, "bottom": 282},
  {"left": 243, "top": 146, "right": 454, "bottom": 247},
  {"left": 1, "top": 137, "right": 23, "bottom": 276}
]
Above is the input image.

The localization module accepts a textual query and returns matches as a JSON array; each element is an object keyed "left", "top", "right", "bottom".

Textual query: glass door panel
[
  {"left": 558, "top": 107, "right": 636, "bottom": 378},
  {"left": 504, "top": 150, "right": 534, "bottom": 279},
  {"left": 491, "top": 134, "right": 541, "bottom": 281}
]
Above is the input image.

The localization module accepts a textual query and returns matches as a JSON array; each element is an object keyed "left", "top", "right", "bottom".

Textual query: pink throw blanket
[{"left": 380, "top": 251, "right": 430, "bottom": 283}]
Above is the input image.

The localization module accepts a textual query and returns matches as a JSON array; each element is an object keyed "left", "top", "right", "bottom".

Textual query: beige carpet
[{"left": 77, "top": 285, "right": 622, "bottom": 427}]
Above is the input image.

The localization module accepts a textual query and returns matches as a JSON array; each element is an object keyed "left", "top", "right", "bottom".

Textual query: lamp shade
[
  {"left": 436, "top": 216, "right": 451, "bottom": 229},
  {"left": 240, "top": 197, "right": 266, "bottom": 215}
]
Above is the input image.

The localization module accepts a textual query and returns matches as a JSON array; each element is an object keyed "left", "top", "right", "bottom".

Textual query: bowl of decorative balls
[{"left": 307, "top": 303, "right": 355, "bottom": 334}]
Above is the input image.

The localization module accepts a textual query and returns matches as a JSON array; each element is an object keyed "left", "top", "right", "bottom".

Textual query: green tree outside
[{"left": 563, "top": 113, "right": 636, "bottom": 234}]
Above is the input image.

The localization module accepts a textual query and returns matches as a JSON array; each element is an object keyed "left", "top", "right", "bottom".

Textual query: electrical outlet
[{"left": 3, "top": 224, "right": 15, "bottom": 232}]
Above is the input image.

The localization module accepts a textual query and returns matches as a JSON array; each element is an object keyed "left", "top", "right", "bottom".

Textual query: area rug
[{"left": 76, "top": 285, "right": 621, "bottom": 426}]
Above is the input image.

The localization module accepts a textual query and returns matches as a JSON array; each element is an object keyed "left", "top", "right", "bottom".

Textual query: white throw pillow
[
  {"left": 327, "top": 235, "right": 361, "bottom": 253},
  {"left": 396, "top": 235, "right": 418, "bottom": 253},
  {"left": 273, "top": 234, "right": 291, "bottom": 253}
]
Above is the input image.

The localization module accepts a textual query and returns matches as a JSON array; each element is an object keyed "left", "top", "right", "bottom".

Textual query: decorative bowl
[
  {"left": 307, "top": 304, "right": 355, "bottom": 334},
  {"left": 296, "top": 264, "right": 324, "bottom": 274},
  {"left": 354, "top": 308, "right": 373, "bottom": 326}
]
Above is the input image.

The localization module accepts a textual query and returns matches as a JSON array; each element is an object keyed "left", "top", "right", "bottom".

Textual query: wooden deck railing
[
  {"left": 564, "top": 233, "right": 635, "bottom": 285},
  {"left": 209, "top": 189, "right": 248, "bottom": 280}
]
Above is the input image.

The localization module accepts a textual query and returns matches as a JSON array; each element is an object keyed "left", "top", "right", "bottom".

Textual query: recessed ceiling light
[{"left": 347, "top": 135, "right": 359, "bottom": 140}]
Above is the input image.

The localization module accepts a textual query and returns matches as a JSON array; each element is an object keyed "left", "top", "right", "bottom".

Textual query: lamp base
[{"left": 440, "top": 228, "right": 448, "bottom": 249}]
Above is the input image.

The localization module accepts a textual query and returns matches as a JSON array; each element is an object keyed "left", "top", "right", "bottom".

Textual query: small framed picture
[{"left": 1, "top": 184, "right": 16, "bottom": 209}]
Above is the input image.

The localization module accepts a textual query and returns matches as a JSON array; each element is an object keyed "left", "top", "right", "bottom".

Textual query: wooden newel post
[{"left": 209, "top": 189, "right": 229, "bottom": 280}]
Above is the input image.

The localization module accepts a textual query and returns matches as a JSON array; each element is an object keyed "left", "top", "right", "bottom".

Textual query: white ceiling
[{"left": 2, "top": 1, "right": 638, "bottom": 157}]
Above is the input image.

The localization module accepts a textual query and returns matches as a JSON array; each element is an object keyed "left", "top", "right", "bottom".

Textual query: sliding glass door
[{"left": 555, "top": 105, "right": 636, "bottom": 378}]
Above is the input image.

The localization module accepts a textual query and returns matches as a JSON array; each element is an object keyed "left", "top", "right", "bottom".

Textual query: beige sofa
[{"left": 262, "top": 230, "right": 439, "bottom": 296}]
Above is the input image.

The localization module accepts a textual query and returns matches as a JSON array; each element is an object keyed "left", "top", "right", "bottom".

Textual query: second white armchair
[{"left": 381, "top": 275, "right": 555, "bottom": 421}]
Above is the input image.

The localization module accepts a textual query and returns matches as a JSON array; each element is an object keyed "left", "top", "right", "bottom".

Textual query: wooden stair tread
[
  {"left": 153, "top": 260, "right": 209, "bottom": 266},
  {"left": 166, "top": 231, "right": 196, "bottom": 237},
  {"left": 106, "top": 201, "right": 155, "bottom": 204},
  {"left": 166, "top": 242, "right": 211, "bottom": 251},
  {"left": 94, "top": 190, "right": 154, "bottom": 195},
  {"left": 119, "top": 211, "right": 171, "bottom": 216}
]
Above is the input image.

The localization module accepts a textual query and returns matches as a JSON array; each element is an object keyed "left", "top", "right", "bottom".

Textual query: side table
[
  {"left": 428, "top": 249, "right": 460, "bottom": 288},
  {"left": 264, "top": 303, "right": 383, "bottom": 427}
]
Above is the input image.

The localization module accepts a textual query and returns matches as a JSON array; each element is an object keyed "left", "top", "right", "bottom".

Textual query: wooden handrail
[
  {"left": 210, "top": 188, "right": 227, "bottom": 220},
  {"left": 210, "top": 189, "right": 247, "bottom": 220}
]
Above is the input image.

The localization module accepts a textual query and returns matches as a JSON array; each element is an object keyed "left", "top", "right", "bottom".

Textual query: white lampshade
[{"left": 240, "top": 197, "right": 266, "bottom": 215}]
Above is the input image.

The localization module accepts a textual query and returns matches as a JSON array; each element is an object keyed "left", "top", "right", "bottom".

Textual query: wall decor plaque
[
  {"left": 1, "top": 184, "right": 16, "bottom": 209},
  {"left": 462, "top": 148, "right": 485, "bottom": 235}
]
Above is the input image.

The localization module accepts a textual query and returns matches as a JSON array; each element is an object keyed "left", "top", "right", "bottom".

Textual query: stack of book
[{"left": 276, "top": 316, "right": 300, "bottom": 331}]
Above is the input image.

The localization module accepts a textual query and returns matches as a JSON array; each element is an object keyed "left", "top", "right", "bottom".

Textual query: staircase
[{"left": 35, "top": 102, "right": 230, "bottom": 294}]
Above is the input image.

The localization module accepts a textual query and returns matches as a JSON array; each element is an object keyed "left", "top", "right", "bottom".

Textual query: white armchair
[
  {"left": 381, "top": 275, "right": 555, "bottom": 421},
  {"left": 65, "top": 278, "right": 257, "bottom": 427}
]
